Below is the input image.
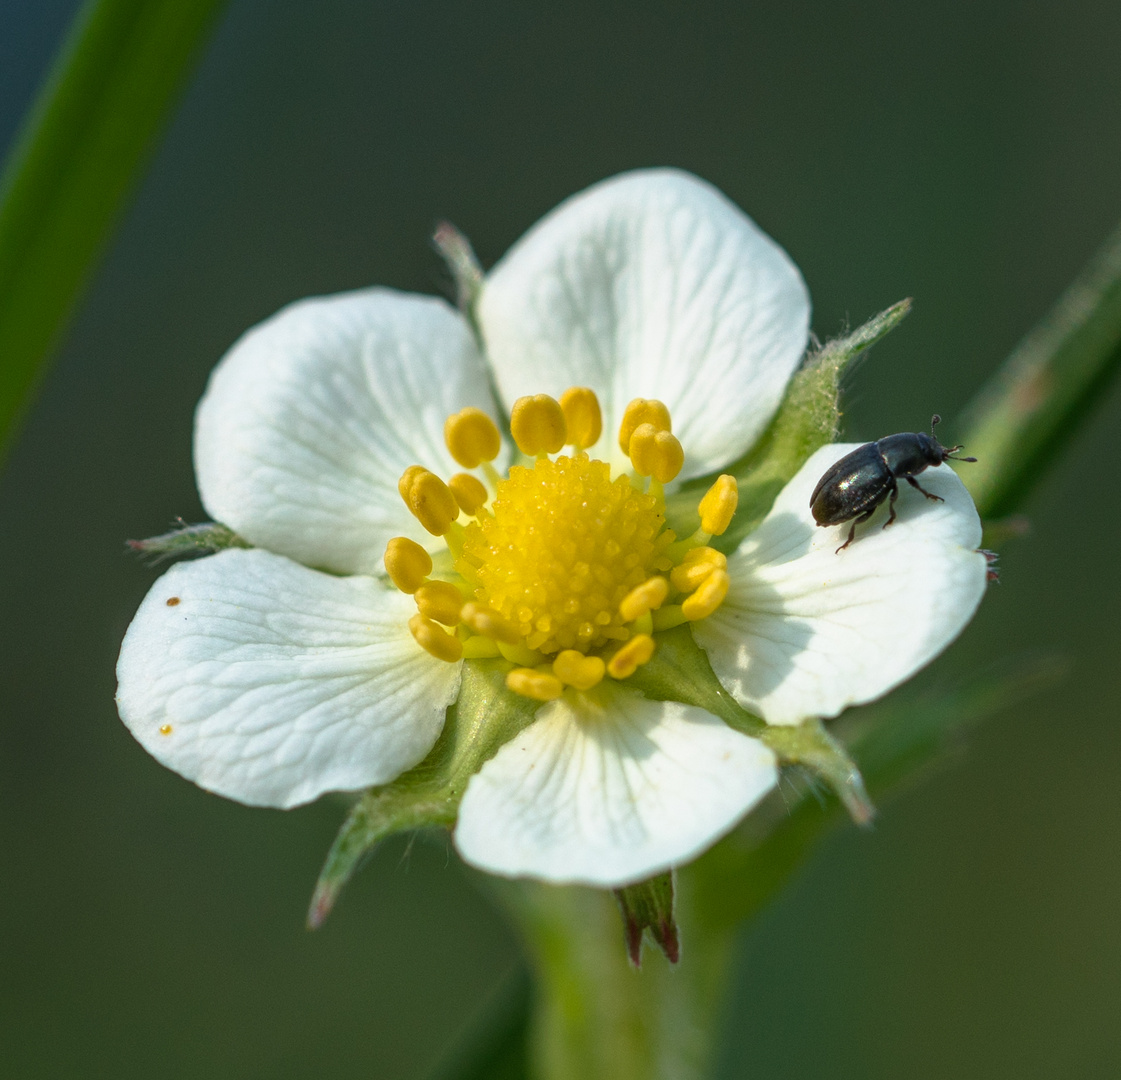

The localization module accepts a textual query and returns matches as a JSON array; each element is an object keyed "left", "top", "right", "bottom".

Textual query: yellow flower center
[
  {"left": 386, "top": 388, "right": 739, "bottom": 702},
  {"left": 461, "top": 454, "right": 673, "bottom": 655}
]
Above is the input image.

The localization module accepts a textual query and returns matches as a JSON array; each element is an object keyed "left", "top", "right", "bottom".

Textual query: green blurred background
[{"left": 2, "top": 1, "right": 1120, "bottom": 1076}]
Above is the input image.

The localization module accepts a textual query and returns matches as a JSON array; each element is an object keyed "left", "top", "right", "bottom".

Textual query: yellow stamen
[
  {"left": 552, "top": 650, "right": 606, "bottom": 690},
  {"left": 628, "top": 424, "right": 684, "bottom": 483},
  {"left": 461, "top": 601, "right": 521, "bottom": 644},
  {"left": 414, "top": 580, "right": 464, "bottom": 625},
  {"left": 618, "top": 398, "right": 671, "bottom": 454},
  {"left": 498, "top": 640, "right": 547, "bottom": 667},
  {"left": 409, "top": 613, "right": 464, "bottom": 662},
  {"left": 384, "top": 536, "right": 432, "bottom": 594},
  {"left": 510, "top": 394, "right": 567, "bottom": 456},
  {"left": 681, "top": 568, "right": 730, "bottom": 621},
  {"left": 400, "top": 468, "right": 460, "bottom": 536},
  {"left": 697, "top": 475, "right": 738, "bottom": 536},
  {"left": 606, "top": 634, "right": 656, "bottom": 679},
  {"left": 506, "top": 668, "right": 564, "bottom": 701},
  {"left": 445, "top": 407, "right": 501, "bottom": 468},
  {"left": 669, "top": 546, "right": 727, "bottom": 593},
  {"left": 448, "top": 472, "right": 489, "bottom": 515},
  {"left": 619, "top": 576, "right": 669, "bottom": 622},
  {"left": 559, "top": 387, "right": 602, "bottom": 450}
]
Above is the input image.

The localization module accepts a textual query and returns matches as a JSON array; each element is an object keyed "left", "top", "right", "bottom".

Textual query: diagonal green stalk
[
  {"left": 0, "top": 0, "right": 228, "bottom": 465},
  {"left": 960, "top": 222, "right": 1121, "bottom": 518}
]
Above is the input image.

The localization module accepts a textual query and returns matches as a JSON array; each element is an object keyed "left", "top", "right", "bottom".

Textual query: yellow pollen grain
[
  {"left": 506, "top": 668, "right": 564, "bottom": 701},
  {"left": 445, "top": 407, "right": 501, "bottom": 468},
  {"left": 619, "top": 576, "right": 669, "bottom": 622},
  {"left": 460, "top": 454, "right": 671, "bottom": 655},
  {"left": 606, "top": 633, "right": 656, "bottom": 679},
  {"left": 559, "top": 387, "right": 602, "bottom": 450},
  {"left": 698, "top": 475, "right": 738, "bottom": 536},
  {"left": 618, "top": 398, "right": 671, "bottom": 454},
  {"left": 553, "top": 650, "right": 606, "bottom": 691},
  {"left": 159, "top": 724, "right": 173, "bottom": 736},
  {"left": 409, "top": 613, "right": 463, "bottom": 662},
  {"left": 414, "top": 580, "right": 464, "bottom": 625},
  {"left": 510, "top": 394, "right": 567, "bottom": 456},
  {"left": 448, "top": 472, "right": 489, "bottom": 515},
  {"left": 384, "top": 536, "right": 432, "bottom": 594},
  {"left": 670, "top": 546, "right": 726, "bottom": 593},
  {"left": 682, "top": 569, "right": 730, "bottom": 621}
]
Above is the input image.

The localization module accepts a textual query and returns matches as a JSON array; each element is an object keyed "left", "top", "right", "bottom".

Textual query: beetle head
[{"left": 929, "top": 413, "right": 977, "bottom": 464}]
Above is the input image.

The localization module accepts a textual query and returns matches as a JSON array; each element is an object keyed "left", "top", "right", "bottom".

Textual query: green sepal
[
  {"left": 628, "top": 624, "right": 764, "bottom": 735},
  {"left": 664, "top": 299, "right": 912, "bottom": 550},
  {"left": 761, "top": 718, "right": 875, "bottom": 826},
  {"left": 126, "top": 519, "right": 250, "bottom": 562},
  {"left": 308, "top": 658, "right": 536, "bottom": 928},
  {"left": 613, "top": 871, "right": 679, "bottom": 967}
]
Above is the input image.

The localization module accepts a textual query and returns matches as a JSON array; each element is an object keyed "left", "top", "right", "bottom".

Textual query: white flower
[{"left": 116, "top": 169, "right": 986, "bottom": 888}]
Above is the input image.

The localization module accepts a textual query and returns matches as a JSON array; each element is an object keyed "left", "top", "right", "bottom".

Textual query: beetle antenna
[
  {"left": 945, "top": 443, "right": 977, "bottom": 462},
  {"left": 930, "top": 414, "right": 942, "bottom": 434}
]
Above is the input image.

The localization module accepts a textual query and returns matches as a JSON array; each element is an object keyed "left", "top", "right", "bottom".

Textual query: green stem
[
  {"left": 0, "top": 0, "right": 228, "bottom": 464},
  {"left": 960, "top": 222, "right": 1121, "bottom": 518}
]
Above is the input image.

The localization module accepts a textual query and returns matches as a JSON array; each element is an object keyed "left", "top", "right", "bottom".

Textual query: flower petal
[
  {"left": 195, "top": 288, "right": 502, "bottom": 575},
  {"left": 477, "top": 169, "right": 810, "bottom": 478},
  {"left": 116, "top": 548, "right": 461, "bottom": 808},
  {"left": 692, "top": 443, "right": 987, "bottom": 725},
  {"left": 454, "top": 686, "right": 777, "bottom": 886}
]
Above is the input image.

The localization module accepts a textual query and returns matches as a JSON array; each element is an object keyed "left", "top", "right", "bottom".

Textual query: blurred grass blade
[
  {"left": 0, "top": 0, "right": 228, "bottom": 464},
  {"left": 961, "top": 222, "right": 1121, "bottom": 518}
]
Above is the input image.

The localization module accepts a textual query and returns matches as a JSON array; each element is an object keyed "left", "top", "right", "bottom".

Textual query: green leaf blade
[{"left": 0, "top": 0, "right": 228, "bottom": 462}]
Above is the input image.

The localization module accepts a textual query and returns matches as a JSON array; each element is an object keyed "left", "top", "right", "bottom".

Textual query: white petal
[
  {"left": 693, "top": 443, "right": 987, "bottom": 725},
  {"left": 116, "top": 548, "right": 461, "bottom": 808},
  {"left": 454, "top": 686, "right": 777, "bottom": 886},
  {"left": 195, "top": 288, "right": 503, "bottom": 575},
  {"left": 477, "top": 169, "right": 810, "bottom": 479}
]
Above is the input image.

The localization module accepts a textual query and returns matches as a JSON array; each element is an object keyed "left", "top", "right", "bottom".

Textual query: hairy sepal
[{"left": 126, "top": 520, "right": 250, "bottom": 562}]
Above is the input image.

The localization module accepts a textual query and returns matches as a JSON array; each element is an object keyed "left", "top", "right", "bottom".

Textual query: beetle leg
[
  {"left": 906, "top": 475, "right": 944, "bottom": 503},
  {"left": 882, "top": 479, "right": 899, "bottom": 529},
  {"left": 836, "top": 506, "right": 877, "bottom": 553}
]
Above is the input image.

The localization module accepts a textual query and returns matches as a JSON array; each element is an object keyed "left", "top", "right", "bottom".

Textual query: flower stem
[
  {"left": 0, "top": 0, "right": 228, "bottom": 466},
  {"left": 959, "top": 222, "right": 1121, "bottom": 519}
]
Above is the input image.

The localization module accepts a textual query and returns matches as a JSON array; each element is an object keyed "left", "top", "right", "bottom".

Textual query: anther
[
  {"left": 510, "top": 394, "right": 567, "bottom": 456},
  {"left": 681, "top": 569, "right": 730, "bottom": 621},
  {"left": 697, "top": 475, "right": 738, "bottom": 536},
  {"left": 618, "top": 398, "right": 671, "bottom": 454},
  {"left": 506, "top": 668, "right": 564, "bottom": 701},
  {"left": 553, "top": 650, "right": 606, "bottom": 691},
  {"left": 448, "top": 472, "right": 488, "bottom": 515},
  {"left": 414, "top": 580, "right": 464, "bottom": 625},
  {"left": 444, "top": 407, "right": 501, "bottom": 469},
  {"left": 669, "top": 546, "right": 726, "bottom": 593},
  {"left": 559, "top": 387, "right": 602, "bottom": 450},
  {"left": 461, "top": 601, "right": 521, "bottom": 644},
  {"left": 409, "top": 613, "right": 464, "bottom": 662},
  {"left": 606, "top": 634, "right": 656, "bottom": 679},
  {"left": 384, "top": 537, "right": 432, "bottom": 594},
  {"left": 619, "top": 576, "right": 669, "bottom": 622},
  {"left": 400, "top": 468, "right": 460, "bottom": 535},
  {"left": 629, "top": 424, "right": 684, "bottom": 483}
]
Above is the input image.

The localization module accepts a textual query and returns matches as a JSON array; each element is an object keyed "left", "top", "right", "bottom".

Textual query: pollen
[{"left": 461, "top": 453, "right": 672, "bottom": 655}]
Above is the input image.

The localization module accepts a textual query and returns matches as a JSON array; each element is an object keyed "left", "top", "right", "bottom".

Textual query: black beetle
[{"left": 810, "top": 415, "right": 976, "bottom": 553}]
